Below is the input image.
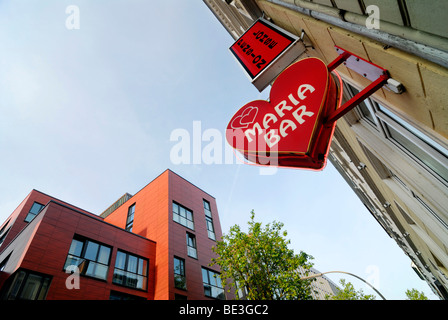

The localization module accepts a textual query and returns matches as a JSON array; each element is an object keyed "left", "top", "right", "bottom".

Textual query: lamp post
[{"left": 300, "top": 270, "right": 386, "bottom": 300}]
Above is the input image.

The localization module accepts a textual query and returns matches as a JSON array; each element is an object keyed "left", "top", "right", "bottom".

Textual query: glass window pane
[
  {"left": 202, "top": 268, "right": 209, "bottom": 284},
  {"left": 179, "top": 207, "right": 186, "bottom": 218},
  {"left": 206, "top": 219, "right": 213, "bottom": 231},
  {"left": 7, "top": 271, "right": 26, "bottom": 300},
  {"left": 174, "top": 258, "right": 184, "bottom": 275},
  {"left": 204, "top": 285, "right": 211, "bottom": 297},
  {"left": 137, "top": 275, "right": 146, "bottom": 290},
  {"left": 85, "top": 261, "right": 108, "bottom": 280},
  {"left": 64, "top": 255, "right": 83, "bottom": 271},
  {"left": 174, "top": 258, "right": 180, "bottom": 274},
  {"left": 127, "top": 205, "right": 135, "bottom": 223},
  {"left": 37, "top": 278, "right": 50, "bottom": 300},
  {"left": 358, "top": 101, "right": 375, "bottom": 123},
  {"left": 386, "top": 124, "right": 448, "bottom": 182},
  {"left": 173, "top": 203, "right": 179, "bottom": 213},
  {"left": 85, "top": 262, "right": 96, "bottom": 277},
  {"left": 378, "top": 104, "right": 448, "bottom": 157},
  {"left": 209, "top": 273, "right": 218, "bottom": 287},
  {"left": 140, "top": 259, "right": 148, "bottom": 276},
  {"left": 113, "top": 269, "right": 125, "bottom": 285},
  {"left": 20, "top": 274, "right": 42, "bottom": 300},
  {"left": 137, "top": 258, "right": 144, "bottom": 276},
  {"left": 24, "top": 213, "right": 36, "bottom": 223},
  {"left": 115, "top": 251, "right": 126, "bottom": 269},
  {"left": 186, "top": 234, "right": 194, "bottom": 247},
  {"left": 97, "top": 246, "right": 111, "bottom": 265},
  {"left": 125, "top": 272, "right": 138, "bottom": 288},
  {"left": 127, "top": 255, "right": 138, "bottom": 273},
  {"left": 84, "top": 241, "right": 99, "bottom": 261},
  {"left": 175, "top": 274, "right": 186, "bottom": 290},
  {"left": 216, "top": 275, "right": 222, "bottom": 288},
  {"left": 94, "top": 263, "right": 108, "bottom": 280},
  {"left": 30, "top": 203, "right": 44, "bottom": 214},
  {"left": 68, "top": 239, "right": 84, "bottom": 257}
]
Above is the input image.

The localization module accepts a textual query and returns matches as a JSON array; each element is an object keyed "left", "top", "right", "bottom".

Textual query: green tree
[
  {"left": 405, "top": 288, "right": 428, "bottom": 300},
  {"left": 326, "top": 279, "right": 376, "bottom": 300},
  {"left": 210, "top": 210, "right": 315, "bottom": 300}
]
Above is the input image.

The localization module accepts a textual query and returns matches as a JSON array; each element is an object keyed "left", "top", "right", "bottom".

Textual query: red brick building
[{"left": 0, "top": 170, "right": 228, "bottom": 300}]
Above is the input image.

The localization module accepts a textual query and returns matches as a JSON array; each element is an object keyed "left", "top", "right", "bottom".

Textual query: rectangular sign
[{"left": 229, "top": 18, "right": 305, "bottom": 91}]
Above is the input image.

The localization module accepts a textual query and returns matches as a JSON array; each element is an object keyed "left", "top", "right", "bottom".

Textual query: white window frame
[{"left": 345, "top": 81, "right": 448, "bottom": 186}]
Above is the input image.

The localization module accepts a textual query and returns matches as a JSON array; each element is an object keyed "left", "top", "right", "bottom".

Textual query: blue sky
[{"left": 0, "top": 0, "right": 437, "bottom": 299}]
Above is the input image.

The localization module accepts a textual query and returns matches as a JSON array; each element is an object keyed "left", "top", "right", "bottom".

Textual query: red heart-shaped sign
[{"left": 226, "top": 57, "right": 340, "bottom": 170}]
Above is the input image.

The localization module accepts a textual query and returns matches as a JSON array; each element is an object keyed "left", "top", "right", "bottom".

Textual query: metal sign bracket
[{"left": 324, "top": 46, "right": 404, "bottom": 125}]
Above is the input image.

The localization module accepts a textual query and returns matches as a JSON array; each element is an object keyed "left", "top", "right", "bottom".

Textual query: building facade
[
  {"left": 0, "top": 170, "right": 228, "bottom": 300},
  {"left": 204, "top": 0, "right": 448, "bottom": 299},
  {"left": 307, "top": 268, "right": 340, "bottom": 300},
  {"left": 297, "top": 267, "right": 340, "bottom": 300}
]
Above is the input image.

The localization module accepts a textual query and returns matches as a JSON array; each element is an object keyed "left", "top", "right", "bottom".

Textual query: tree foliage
[
  {"left": 405, "top": 288, "right": 428, "bottom": 300},
  {"left": 326, "top": 279, "right": 375, "bottom": 300},
  {"left": 210, "top": 210, "right": 315, "bottom": 300}
]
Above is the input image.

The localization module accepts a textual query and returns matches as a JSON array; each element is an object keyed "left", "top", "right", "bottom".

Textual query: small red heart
[{"left": 226, "top": 57, "right": 339, "bottom": 170}]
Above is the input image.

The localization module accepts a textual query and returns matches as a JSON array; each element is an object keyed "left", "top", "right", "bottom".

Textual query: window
[
  {"left": 174, "top": 257, "right": 186, "bottom": 290},
  {"left": 413, "top": 192, "right": 448, "bottom": 231},
  {"left": 24, "top": 202, "right": 45, "bottom": 223},
  {"left": 173, "top": 202, "right": 194, "bottom": 230},
  {"left": 203, "top": 200, "right": 216, "bottom": 240},
  {"left": 1, "top": 269, "right": 51, "bottom": 300},
  {"left": 201, "top": 268, "right": 224, "bottom": 299},
  {"left": 113, "top": 250, "right": 148, "bottom": 290},
  {"left": 347, "top": 84, "right": 377, "bottom": 126},
  {"left": 348, "top": 80, "right": 448, "bottom": 185},
  {"left": 0, "top": 219, "right": 10, "bottom": 235},
  {"left": 0, "top": 253, "right": 11, "bottom": 271},
  {"left": 377, "top": 104, "right": 448, "bottom": 184},
  {"left": 63, "top": 236, "right": 111, "bottom": 281},
  {"left": 126, "top": 204, "right": 135, "bottom": 232},
  {"left": 186, "top": 233, "right": 197, "bottom": 259},
  {"left": 0, "top": 227, "right": 10, "bottom": 246},
  {"left": 389, "top": 168, "right": 448, "bottom": 232},
  {"left": 203, "top": 200, "right": 212, "bottom": 217}
]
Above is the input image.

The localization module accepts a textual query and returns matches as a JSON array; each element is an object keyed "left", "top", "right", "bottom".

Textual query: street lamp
[{"left": 300, "top": 270, "right": 386, "bottom": 300}]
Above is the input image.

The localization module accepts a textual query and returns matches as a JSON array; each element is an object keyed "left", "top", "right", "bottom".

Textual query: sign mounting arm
[
  {"left": 325, "top": 73, "right": 389, "bottom": 125},
  {"left": 323, "top": 46, "right": 400, "bottom": 125}
]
